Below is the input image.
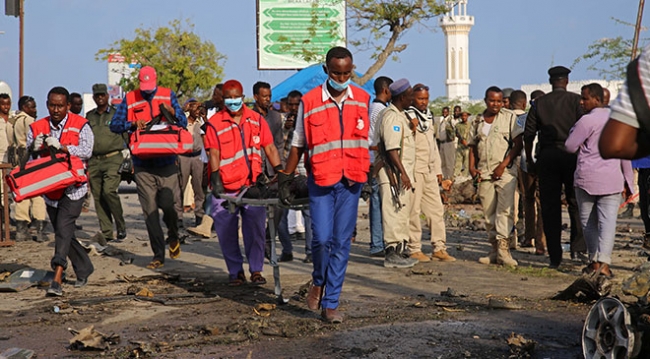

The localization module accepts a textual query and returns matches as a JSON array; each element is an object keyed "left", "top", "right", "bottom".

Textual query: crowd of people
[{"left": 2, "top": 45, "right": 649, "bottom": 324}]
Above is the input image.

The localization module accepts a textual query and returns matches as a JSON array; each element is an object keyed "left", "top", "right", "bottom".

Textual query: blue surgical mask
[
  {"left": 224, "top": 97, "right": 243, "bottom": 112},
  {"left": 328, "top": 78, "right": 351, "bottom": 92}
]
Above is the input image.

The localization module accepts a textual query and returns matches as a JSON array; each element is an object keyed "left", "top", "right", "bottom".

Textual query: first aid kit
[
  {"left": 6, "top": 145, "right": 87, "bottom": 202},
  {"left": 128, "top": 104, "right": 193, "bottom": 159}
]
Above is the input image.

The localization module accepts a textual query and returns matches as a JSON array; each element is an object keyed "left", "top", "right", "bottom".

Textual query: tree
[
  {"left": 573, "top": 18, "right": 646, "bottom": 80},
  {"left": 348, "top": 0, "right": 448, "bottom": 85},
  {"left": 286, "top": 0, "right": 448, "bottom": 85},
  {"left": 429, "top": 97, "right": 485, "bottom": 117},
  {"left": 96, "top": 19, "right": 226, "bottom": 100}
]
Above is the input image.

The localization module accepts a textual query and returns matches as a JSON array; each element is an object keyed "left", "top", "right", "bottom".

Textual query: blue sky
[{"left": 0, "top": 0, "right": 645, "bottom": 110}]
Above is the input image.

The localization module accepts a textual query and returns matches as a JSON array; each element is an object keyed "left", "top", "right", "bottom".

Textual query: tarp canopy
[{"left": 271, "top": 64, "right": 375, "bottom": 102}]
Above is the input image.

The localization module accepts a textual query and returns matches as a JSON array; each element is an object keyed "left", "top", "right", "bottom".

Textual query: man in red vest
[
  {"left": 280, "top": 47, "right": 370, "bottom": 323},
  {"left": 27, "top": 86, "right": 94, "bottom": 296},
  {"left": 204, "top": 79, "right": 283, "bottom": 286},
  {"left": 110, "top": 66, "right": 188, "bottom": 270}
]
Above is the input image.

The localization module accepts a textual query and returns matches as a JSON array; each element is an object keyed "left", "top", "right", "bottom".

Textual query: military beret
[
  {"left": 389, "top": 78, "right": 411, "bottom": 97},
  {"left": 548, "top": 66, "right": 571, "bottom": 78}
]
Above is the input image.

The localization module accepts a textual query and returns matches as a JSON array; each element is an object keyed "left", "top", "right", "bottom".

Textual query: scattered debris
[
  {"left": 411, "top": 268, "right": 434, "bottom": 275},
  {"left": 440, "top": 287, "right": 467, "bottom": 298},
  {"left": 622, "top": 262, "right": 650, "bottom": 298},
  {"left": 552, "top": 272, "right": 612, "bottom": 302},
  {"left": 434, "top": 301, "right": 458, "bottom": 308},
  {"left": 199, "top": 325, "right": 220, "bottom": 336},
  {"left": 129, "top": 340, "right": 155, "bottom": 357},
  {"left": 135, "top": 287, "right": 154, "bottom": 298},
  {"left": 0, "top": 268, "right": 58, "bottom": 292},
  {"left": 488, "top": 298, "right": 522, "bottom": 310},
  {"left": 254, "top": 303, "right": 276, "bottom": 316},
  {"left": 68, "top": 325, "right": 120, "bottom": 350},
  {"left": 0, "top": 348, "right": 35, "bottom": 359},
  {"left": 0, "top": 271, "right": 10, "bottom": 281},
  {"left": 411, "top": 302, "right": 427, "bottom": 308},
  {"left": 506, "top": 332, "right": 536, "bottom": 358}
]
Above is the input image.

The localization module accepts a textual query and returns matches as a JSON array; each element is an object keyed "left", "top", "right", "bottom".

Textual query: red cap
[{"left": 138, "top": 66, "right": 157, "bottom": 91}]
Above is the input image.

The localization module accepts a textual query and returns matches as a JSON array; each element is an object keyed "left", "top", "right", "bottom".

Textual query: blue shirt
[
  {"left": 110, "top": 87, "right": 187, "bottom": 168},
  {"left": 633, "top": 155, "right": 650, "bottom": 169}
]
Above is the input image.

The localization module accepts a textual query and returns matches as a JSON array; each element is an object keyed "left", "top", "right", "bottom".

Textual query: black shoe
[
  {"left": 279, "top": 252, "right": 294, "bottom": 262},
  {"left": 117, "top": 230, "right": 127, "bottom": 240},
  {"left": 46, "top": 281, "right": 63, "bottom": 297},
  {"left": 370, "top": 249, "right": 385, "bottom": 257},
  {"left": 303, "top": 254, "right": 313, "bottom": 263},
  {"left": 384, "top": 246, "right": 417, "bottom": 268},
  {"left": 549, "top": 262, "right": 561, "bottom": 269},
  {"left": 74, "top": 278, "right": 88, "bottom": 288}
]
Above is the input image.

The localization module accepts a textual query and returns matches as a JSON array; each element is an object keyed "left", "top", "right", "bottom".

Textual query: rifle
[{"left": 377, "top": 141, "right": 403, "bottom": 208}]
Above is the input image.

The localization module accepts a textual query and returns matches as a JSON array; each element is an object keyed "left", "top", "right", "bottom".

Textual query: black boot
[
  {"left": 619, "top": 203, "right": 634, "bottom": 219},
  {"left": 15, "top": 221, "right": 30, "bottom": 241},
  {"left": 33, "top": 220, "right": 49, "bottom": 243}
]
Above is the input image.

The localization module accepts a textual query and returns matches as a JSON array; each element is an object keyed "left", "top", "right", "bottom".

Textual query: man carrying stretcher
[{"left": 204, "top": 79, "right": 283, "bottom": 286}]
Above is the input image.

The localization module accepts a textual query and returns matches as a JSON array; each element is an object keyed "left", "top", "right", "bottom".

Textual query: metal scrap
[{"left": 68, "top": 325, "right": 120, "bottom": 351}]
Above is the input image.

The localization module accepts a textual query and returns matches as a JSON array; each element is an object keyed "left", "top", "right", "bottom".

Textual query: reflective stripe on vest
[
  {"left": 127, "top": 100, "right": 148, "bottom": 110},
  {"left": 220, "top": 147, "right": 262, "bottom": 166},
  {"left": 305, "top": 103, "right": 338, "bottom": 118},
  {"left": 310, "top": 139, "right": 369, "bottom": 157},
  {"left": 217, "top": 124, "right": 237, "bottom": 136},
  {"left": 132, "top": 142, "right": 194, "bottom": 150},
  {"left": 17, "top": 171, "right": 75, "bottom": 197}
]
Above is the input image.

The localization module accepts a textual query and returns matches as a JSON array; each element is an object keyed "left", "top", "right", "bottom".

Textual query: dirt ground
[{"left": 1, "top": 188, "right": 648, "bottom": 358}]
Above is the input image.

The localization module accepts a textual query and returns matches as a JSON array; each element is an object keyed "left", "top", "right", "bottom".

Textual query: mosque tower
[{"left": 439, "top": 0, "right": 474, "bottom": 101}]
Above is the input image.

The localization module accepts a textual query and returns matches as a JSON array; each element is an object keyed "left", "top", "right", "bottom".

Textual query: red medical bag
[
  {"left": 129, "top": 125, "right": 193, "bottom": 159},
  {"left": 6, "top": 148, "right": 87, "bottom": 202}
]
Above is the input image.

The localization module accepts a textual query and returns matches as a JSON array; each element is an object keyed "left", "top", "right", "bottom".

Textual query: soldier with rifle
[{"left": 375, "top": 79, "right": 418, "bottom": 268}]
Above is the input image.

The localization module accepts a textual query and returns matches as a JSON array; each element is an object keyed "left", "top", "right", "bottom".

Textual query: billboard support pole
[{"left": 18, "top": 0, "right": 23, "bottom": 97}]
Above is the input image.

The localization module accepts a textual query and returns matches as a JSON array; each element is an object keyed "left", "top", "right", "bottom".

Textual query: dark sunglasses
[{"left": 413, "top": 85, "right": 429, "bottom": 92}]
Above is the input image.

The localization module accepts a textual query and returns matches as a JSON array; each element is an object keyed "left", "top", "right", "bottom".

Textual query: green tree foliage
[
  {"left": 429, "top": 96, "right": 486, "bottom": 117},
  {"left": 348, "top": 0, "right": 448, "bottom": 85},
  {"left": 573, "top": 18, "right": 645, "bottom": 80},
  {"left": 96, "top": 19, "right": 226, "bottom": 100}
]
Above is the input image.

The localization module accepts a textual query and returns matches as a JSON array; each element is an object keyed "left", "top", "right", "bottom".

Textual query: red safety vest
[
  {"left": 302, "top": 85, "right": 370, "bottom": 186},
  {"left": 126, "top": 87, "right": 172, "bottom": 122},
  {"left": 30, "top": 113, "right": 88, "bottom": 153},
  {"left": 29, "top": 113, "right": 89, "bottom": 200},
  {"left": 206, "top": 107, "right": 265, "bottom": 192}
]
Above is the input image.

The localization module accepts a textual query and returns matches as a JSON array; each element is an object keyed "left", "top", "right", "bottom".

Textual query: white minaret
[{"left": 439, "top": 0, "right": 474, "bottom": 101}]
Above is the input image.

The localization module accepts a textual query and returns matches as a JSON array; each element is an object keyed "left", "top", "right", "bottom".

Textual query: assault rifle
[{"left": 375, "top": 141, "right": 403, "bottom": 208}]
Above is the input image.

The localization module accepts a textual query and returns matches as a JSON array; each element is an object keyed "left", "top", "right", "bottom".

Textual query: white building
[
  {"left": 439, "top": 0, "right": 474, "bottom": 101},
  {"left": 520, "top": 79, "right": 623, "bottom": 103}
]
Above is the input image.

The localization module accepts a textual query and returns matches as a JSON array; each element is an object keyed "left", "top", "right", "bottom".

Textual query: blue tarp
[{"left": 271, "top": 64, "right": 375, "bottom": 102}]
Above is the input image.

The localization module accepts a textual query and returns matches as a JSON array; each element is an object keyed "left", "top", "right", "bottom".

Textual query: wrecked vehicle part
[{"left": 582, "top": 297, "right": 642, "bottom": 359}]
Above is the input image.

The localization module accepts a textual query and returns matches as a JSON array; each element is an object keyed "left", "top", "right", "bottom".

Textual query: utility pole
[
  {"left": 18, "top": 0, "right": 23, "bottom": 97},
  {"left": 632, "top": 0, "right": 645, "bottom": 60}
]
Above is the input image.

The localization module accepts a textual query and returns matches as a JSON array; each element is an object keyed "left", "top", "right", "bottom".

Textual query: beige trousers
[
  {"left": 408, "top": 171, "right": 447, "bottom": 253},
  {"left": 478, "top": 172, "right": 517, "bottom": 242},
  {"left": 15, "top": 196, "right": 46, "bottom": 222},
  {"left": 379, "top": 181, "right": 412, "bottom": 248}
]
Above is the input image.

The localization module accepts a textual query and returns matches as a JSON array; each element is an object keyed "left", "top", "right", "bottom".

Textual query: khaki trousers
[
  {"left": 408, "top": 171, "right": 446, "bottom": 253},
  {"left": 379, "top": 181, "right": 412, "bottom": 248},
  {"left": 478, "top": 172, "right": 517, "bottom": 242},
  {"left": 16, "top": 196, "right": 46, "bottom": 222}
]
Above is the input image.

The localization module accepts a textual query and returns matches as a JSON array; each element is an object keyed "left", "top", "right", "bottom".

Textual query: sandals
[
  {"left": 229, "top": 271, "right": 247, "bottom": 287},
  {"left": 250, "top": 272, "right": 267, "bottom": 285},
  {"left": 168, "top": 239, "right": 181, "bottom": 259},
  {"left": 146, "top": 260, "right": 164, "bottom": 270}
]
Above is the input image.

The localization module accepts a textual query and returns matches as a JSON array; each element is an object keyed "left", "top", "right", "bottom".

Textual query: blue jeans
[
  {"left": 369, "top": 177, "right": 384, "bottom": 254},
  {"left": 309, "top": 176, "right": 361, "bottom": 310},
  {"left": 278, "top": 208, "right": 312, "bottom": 256},
  {"left": 575, "top": 187, "right": 621, "bottom": 265}
]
